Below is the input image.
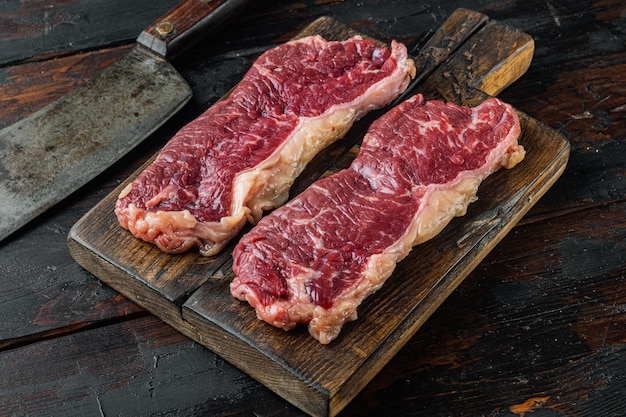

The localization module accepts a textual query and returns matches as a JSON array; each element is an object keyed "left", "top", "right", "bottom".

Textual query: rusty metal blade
[{"left": 0, "top": 46, "right": 192, "bottom": 241}]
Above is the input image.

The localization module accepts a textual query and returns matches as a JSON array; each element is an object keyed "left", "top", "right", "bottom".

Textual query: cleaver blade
[{"left": 0, "top": 0, "right": 248, "bottom": 242}]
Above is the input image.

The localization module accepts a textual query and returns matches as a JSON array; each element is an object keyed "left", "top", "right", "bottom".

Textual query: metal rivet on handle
[{"left": 156, "top": 21, "right": 175, "bottom": 37}]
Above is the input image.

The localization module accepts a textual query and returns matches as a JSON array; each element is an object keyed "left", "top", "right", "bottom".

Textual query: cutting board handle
[
  {"left": 420, "top": 17, "right": 535, "bottom": 104},
  {"left": 138, "top": 0, "right": 250, "bottom": 59},
  {"left": 394, "top": 8, "right": 534, "bottom": 107},
  {"left": 393, "top": 8, "right": 489, "bottom": 105}
]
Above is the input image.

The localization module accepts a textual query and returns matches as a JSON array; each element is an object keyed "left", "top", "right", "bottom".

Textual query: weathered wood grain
[{"left": 0, "top": 48, "right": 130, "bottom": 129}]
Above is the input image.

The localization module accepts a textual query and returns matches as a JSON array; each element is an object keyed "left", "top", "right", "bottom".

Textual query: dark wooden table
[{"left": 1, "top": 1, "right": 625, "bottom": 416}]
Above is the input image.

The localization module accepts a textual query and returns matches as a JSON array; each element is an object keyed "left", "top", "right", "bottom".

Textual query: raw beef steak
[
  {"left": 231, "top": 94, "right": 525, "bottom": 344},
  {"left": 115, "top": 35, "right": 415, "bottom": 256}
]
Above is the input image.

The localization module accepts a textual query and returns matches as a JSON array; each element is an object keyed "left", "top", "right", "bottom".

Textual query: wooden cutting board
[{"left": 68, "top": 11, "right": 569, "bottom": 417}]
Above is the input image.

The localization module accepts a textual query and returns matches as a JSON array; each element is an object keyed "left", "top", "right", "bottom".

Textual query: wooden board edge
[
  {"left": 68, "top": 223, "right": 331, "bottom": 417},
  {"left": 182, "top": 302, "right": 331, "bottom": 417},
  {"left": 476, "top": 23, "right": 535, "bottom": 96},
  {"left": 67, "top": 230, "right": 193, "bottom": 336}
]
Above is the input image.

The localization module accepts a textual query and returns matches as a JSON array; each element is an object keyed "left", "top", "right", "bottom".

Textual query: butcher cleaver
[{"left": 0, "top": 0, "right": 248, "bottom": 242}]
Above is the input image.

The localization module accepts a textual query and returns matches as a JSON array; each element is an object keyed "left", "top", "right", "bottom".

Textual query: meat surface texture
[
  {"left": 231, "top": 94, "right": 525, "bottom": 344},
  {"left": 115, "top": 35, "right": 415, "bottom": 256}
]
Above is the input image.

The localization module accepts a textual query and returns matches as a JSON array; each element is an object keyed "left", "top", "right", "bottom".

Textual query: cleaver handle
[{"left": 137, "top": 0, "right": 250, "bottom": 60}]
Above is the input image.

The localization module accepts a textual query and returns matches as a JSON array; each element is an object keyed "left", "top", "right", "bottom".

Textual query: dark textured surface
[{"left": 1, "top": 1, "right": 625, "bottom": 416}]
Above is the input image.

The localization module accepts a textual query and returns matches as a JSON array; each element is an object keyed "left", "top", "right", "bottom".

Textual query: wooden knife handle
[{"left": 138, "top": 0, "right": 249, "bottom": 59}]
